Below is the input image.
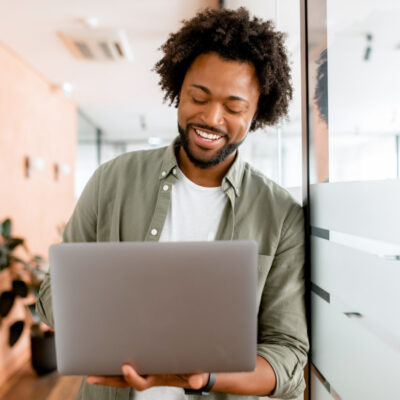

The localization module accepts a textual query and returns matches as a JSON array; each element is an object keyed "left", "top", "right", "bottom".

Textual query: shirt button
[
  {"left": 161, "top": 171, "right": 166, "bottom": 177},
  {"left": 163, "top": 184, "right": 169, "bottom": 191},
  {"left": 151, "top": 229, "right": 158, "bottom": 236},
  {"left": 172, "top": 168, "right": 177, "bottom": 175}
]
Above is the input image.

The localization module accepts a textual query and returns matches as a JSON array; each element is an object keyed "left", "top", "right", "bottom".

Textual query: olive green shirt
[{"left": 37, "top": 140, "right": 308, "bottom": 400}]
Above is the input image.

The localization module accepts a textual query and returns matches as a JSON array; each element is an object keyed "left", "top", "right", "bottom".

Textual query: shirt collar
[
  {"left": 161, "top": 137, "right": 245, "bottom": 197},
  {"left": 222, "top": 153, "right": 245, "bottom": 197},
  {"left": 160, "top": 138, "right": 180, "bottom": 179}
]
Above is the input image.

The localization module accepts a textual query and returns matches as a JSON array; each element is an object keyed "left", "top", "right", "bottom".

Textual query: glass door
[{"left": 301, "top": 0, "right": 400, "bottom": 398}]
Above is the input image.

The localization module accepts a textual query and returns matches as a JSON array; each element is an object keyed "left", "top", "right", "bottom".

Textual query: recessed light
[
  {"left": 84, "top": 17, "right": 99, "bottom": 29},
  {"left": 62, "top": 82, "right": 74, "bottom": 97}
]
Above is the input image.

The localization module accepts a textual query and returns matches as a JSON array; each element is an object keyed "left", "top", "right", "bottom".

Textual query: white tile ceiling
[
  {"left": 1, "top": 0, "right": 398, "bottom": 141},
  {"left": 0, "top": 0, "right": 219, "bottom": 140}
]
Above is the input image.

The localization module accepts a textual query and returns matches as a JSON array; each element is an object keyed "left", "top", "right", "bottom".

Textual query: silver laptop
[{"left": 50, "top": 240, "right": 257, "bottom": 376}]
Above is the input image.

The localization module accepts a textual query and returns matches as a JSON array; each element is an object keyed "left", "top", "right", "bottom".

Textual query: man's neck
[{"left": 177, "top": 146, "right": 236, "bottom": 187}]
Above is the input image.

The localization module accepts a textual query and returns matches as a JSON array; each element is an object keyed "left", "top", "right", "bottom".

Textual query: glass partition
[{"left": 303, "top": 0, "right": 400, "bottom": 398}]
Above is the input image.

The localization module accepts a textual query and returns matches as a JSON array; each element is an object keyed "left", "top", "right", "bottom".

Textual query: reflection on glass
[
  {"left": 312, "top": 49, "right": 329, "bottom": 183},
  {"left": 308, "top": 1, "right": 400, "bottom": 399},
  {"left": 307, "top": 0, "right": 328, "bottom": 184},
  {"left": 309, "top": 0, "right": 400, "bottom": 183}
]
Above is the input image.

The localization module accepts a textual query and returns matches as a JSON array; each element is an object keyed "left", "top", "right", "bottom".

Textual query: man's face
[{"left": 177, "top": 52, "right": 260, "bottom": 169}]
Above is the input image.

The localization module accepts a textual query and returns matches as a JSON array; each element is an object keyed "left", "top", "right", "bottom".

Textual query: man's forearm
[{"left": 212, "top": 355, "right": 276, "bottom": 396}]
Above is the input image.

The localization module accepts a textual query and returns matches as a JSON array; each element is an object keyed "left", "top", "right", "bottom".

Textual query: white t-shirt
[
  {"left": 160, "top": 167, "right": 227, "bottom": 242},
  {"left": 131, "top": 168, "right": 227, "bottom": 399}
]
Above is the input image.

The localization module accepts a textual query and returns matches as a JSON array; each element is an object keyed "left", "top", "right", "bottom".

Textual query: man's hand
[
  {"left": 86, "top": 364, "right": 209, "bottom": 391},
  {"left": 86, "top": 356, "right": 276, "bottom": 396}
]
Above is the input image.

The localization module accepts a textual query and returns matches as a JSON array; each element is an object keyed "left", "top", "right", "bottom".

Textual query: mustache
[{"left": 187, "top": 123, "right": 228, "bottom": 137}]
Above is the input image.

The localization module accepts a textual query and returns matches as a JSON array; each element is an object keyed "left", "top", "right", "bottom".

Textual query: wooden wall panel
[{"left": 0, "top": 42, "right": 77, "bottom": 386}]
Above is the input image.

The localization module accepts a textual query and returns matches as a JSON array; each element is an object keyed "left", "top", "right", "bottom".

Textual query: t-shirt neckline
[{"left": 177, "top": 167, "right": 222, "bottom": 192}]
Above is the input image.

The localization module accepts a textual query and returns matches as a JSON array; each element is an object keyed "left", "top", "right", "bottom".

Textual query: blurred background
[
  {"left": 0, "top": 0, "right": 399, "bottom": 399},
  {"left": 0, "top": 1, "right": 302, "bottom": 398}
]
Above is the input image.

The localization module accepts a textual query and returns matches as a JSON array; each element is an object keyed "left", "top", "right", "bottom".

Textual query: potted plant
[{"left": 0, "top": 217, "right": 57, "bottom": 375}]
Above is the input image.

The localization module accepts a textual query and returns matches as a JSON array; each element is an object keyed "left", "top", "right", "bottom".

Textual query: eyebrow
[{"left": 191, "top": 84, "right": 249, "bottom": 104}]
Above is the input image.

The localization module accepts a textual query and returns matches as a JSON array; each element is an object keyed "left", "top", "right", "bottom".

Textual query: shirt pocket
[{"left": 256, "top": 254, "right": 274, "bottom": 310}]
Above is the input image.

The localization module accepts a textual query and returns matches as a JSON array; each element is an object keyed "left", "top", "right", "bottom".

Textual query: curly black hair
[{"left": 154, "top": 7, "right": 292, "bottom": 131}]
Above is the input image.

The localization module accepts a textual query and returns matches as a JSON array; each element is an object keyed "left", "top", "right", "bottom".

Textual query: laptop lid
[{"left": 50, "top": 240, "right": 257, "bottom": 375}]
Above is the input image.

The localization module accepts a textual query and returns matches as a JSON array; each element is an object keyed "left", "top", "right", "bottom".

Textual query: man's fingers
[
  {"left": 188, "top": 373, "right": 208, "bottom": 389},
  {"left": 121, "top": 364, "right": 152, "bottom": 390},
  {"left": 86, "top": 375, "right": 130, "bottom": 388},
  {"left": 87, "top": 367, "right": 209, "bottom": 391}
]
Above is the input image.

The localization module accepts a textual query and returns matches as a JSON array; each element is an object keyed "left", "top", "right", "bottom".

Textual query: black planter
[{"left": 30, "top": 330, "right": 57, "bottom": 375}]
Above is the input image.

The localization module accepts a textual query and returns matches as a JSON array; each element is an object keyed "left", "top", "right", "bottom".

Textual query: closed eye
[
  {"left": 225, "top": 106, "right": 243, "bottom": 114},
  {"left": 192, "top": 97, "right": 207, "bottom": 104}
]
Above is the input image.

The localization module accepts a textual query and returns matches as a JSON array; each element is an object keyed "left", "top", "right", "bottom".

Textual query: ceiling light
[
  {"left": 84, "top": 17, "right": 99, "bottom": 29},
  {"left": 62, "top": 82, "right": 74, "bottom": 97}
]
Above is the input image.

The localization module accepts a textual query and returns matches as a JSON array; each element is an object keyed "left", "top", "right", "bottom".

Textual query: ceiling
[
  {"left": 0, "top": 0, "right": 279, "bottom": 141},
  {"left": 1, "top": 0, "right": 397, "bottom": 142}
]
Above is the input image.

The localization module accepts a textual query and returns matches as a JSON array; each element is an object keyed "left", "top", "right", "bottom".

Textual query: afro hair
[{"left": 154, "top": 7, "right": 292, "bottom": 131}]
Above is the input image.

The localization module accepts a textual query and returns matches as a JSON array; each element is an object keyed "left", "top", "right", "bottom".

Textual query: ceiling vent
[{"left": 58, "top": 29, "right": 133, "bottom": 61}]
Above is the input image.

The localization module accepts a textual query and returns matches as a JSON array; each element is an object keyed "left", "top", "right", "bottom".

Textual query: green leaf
[
  {"left": 9, "top": 320, "right": 24, "bottom": 347},
  {"left": 7, "top": 237, "right": 24, "bottom": 251},
  {"left": 0, "top": 291, "right": 15, "bottom": 317},
  {"left": 1, "top": 219, "right": 12, "bottom": 238},
  {"left": 12, "top": 280, "right": 29, "bottom": 298},
  {"left": 0, "top": 249, "right": 10, "bottom": 269}
]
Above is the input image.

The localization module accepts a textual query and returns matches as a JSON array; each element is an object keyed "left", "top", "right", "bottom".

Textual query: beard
[{"left": 178, "top": 123, "right": 245, "bottom": 169}]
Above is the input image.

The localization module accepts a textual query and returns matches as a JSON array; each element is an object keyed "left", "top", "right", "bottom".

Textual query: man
[{"left": 37, "top": 7, "right": 308, "bottom": 400}]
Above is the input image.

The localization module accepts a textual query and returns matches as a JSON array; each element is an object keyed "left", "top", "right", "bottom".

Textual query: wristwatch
[{"left": 184, "top": 373, "right": 216, "bottom": 395}]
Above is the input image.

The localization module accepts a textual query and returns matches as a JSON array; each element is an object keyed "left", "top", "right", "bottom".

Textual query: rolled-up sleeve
[
  {"left": 257, "top": 203, "right": 309, "bottom": 399},
  {"left": 36, "top": 168, "right": 100, "bottom": 329}
]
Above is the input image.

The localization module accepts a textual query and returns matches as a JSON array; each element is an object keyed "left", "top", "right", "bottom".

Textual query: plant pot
[{"left": 30, "top": 329, "right": 57, "bottom": 375}]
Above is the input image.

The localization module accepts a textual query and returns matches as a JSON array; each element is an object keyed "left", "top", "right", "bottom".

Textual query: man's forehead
[{"left": 184, "top": 52, "right": 258, "bottom": 90}]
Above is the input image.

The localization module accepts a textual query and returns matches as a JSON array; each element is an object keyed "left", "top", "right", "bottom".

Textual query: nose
[{"left": 200, "top": 102, "right": 224, "bottom": 127}]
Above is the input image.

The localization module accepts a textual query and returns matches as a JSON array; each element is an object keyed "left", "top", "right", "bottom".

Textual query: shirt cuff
[{"left": 257, "top": 343, "right": 306, "bottom": 400}]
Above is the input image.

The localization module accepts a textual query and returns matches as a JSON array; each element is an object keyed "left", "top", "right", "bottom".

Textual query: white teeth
[{"left": 195, "top": 129, "right": 221, "bottom": 140}]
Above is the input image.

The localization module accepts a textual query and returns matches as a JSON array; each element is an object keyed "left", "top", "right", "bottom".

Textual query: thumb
[{"left": 188, "top": 373, "right": 208, "bottom": 389}]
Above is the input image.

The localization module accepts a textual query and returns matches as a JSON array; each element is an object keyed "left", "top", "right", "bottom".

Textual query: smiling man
[
  {"left": 37, "top": 7, "right": 308, "bottom": 400},
  {"left": 176, "top": 52, "right": 260, "bottom": 187}
]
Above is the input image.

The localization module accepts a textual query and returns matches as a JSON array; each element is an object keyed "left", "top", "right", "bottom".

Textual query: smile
[{"left": 194, "top": 128, "right": 223, "bottom": 141}]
